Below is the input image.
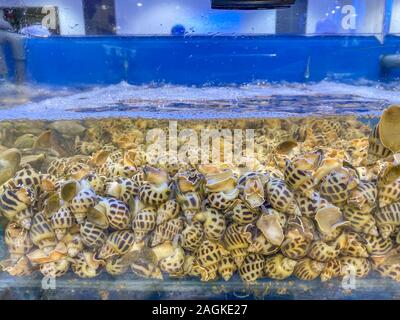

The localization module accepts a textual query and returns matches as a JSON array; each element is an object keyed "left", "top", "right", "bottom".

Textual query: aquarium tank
[{"left": 0, "top": 0, "right": 400, "bottom": 301}]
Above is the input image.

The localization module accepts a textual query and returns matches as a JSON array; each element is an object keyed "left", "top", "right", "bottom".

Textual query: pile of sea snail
[{"left": 2, "top": 106, "right": 400, "bottom": 284}]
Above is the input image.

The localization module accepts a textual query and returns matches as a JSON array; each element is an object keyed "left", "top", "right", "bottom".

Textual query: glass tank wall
[{"left": 1, "top": 0, "right": 400, "bottom": 300}]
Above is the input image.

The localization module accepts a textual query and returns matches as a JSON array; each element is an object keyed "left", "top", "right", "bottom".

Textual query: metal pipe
[
  {"left": 211, "top": 0, "right": 296, "bottom": 10},
  {"left": 381, "top": 54, "right": 400, "bottom": 70}
]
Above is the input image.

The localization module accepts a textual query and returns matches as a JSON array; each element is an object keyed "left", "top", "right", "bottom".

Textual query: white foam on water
[
  {"left": 0, "top": 81, "right": 79, "bottom": 109},
  {"left": 0, "top": 80, "right": 399, "bottom": 120}
]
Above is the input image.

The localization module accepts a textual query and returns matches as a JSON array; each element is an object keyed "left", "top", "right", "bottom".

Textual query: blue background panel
[{"left": 23, "top": 35, "right": 400, "bottom": 86}]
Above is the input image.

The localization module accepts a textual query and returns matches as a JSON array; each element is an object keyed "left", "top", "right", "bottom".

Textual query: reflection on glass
[
  {"left": 307, "top": 0, "right": 385, "bottom": 35},
  {"left": 115, "top": 0, "right": 277, "bottom": 35},
  {"left": 391, "top": 0, "right": 400, "bottom": 34}
]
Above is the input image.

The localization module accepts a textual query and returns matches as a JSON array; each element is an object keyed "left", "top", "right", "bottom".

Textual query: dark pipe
[
  {"left": 381, "top": 54, "right": 400, "bottom": 70},
  {"left": 211, "top": 0, "right": 296, "bottom": 10}
]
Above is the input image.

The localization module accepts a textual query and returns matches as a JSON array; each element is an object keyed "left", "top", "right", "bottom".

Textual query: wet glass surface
[{"left": 0, "top": 79, "right": 400, "bottom": 300}]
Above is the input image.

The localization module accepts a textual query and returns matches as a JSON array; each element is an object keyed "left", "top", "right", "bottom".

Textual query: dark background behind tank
[{"left": 83, "top": 0, "right": 116, "bottom": 36}]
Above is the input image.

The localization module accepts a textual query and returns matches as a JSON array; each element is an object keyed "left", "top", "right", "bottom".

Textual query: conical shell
[
  {"left": 264, "top": 254, "right": 297, "bottom": 280},
  {"left": 379, "top": 105, "right": 400, "bottom": 153},
  {"left": 223, "top": 224, "right": 251, "bottom": 267},
  {"left": 239, "top": 253, "right": 264, "bottom": 283},
  {"left": 256, "top": 212, "right": 284, "bottom": 246},
  {"left": 315, "top": 206, "right": 348, "bottom": 235},
  {"left": 30, "top": 212, "right": 57, "bottom": 251},
  {"left": 132, "top": 207, "right": 157, "bottom": 241}
]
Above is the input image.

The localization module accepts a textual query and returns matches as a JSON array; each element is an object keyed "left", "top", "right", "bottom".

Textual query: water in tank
[{"left": 0, "top": 0, "right": 400, "bottom": 300}]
